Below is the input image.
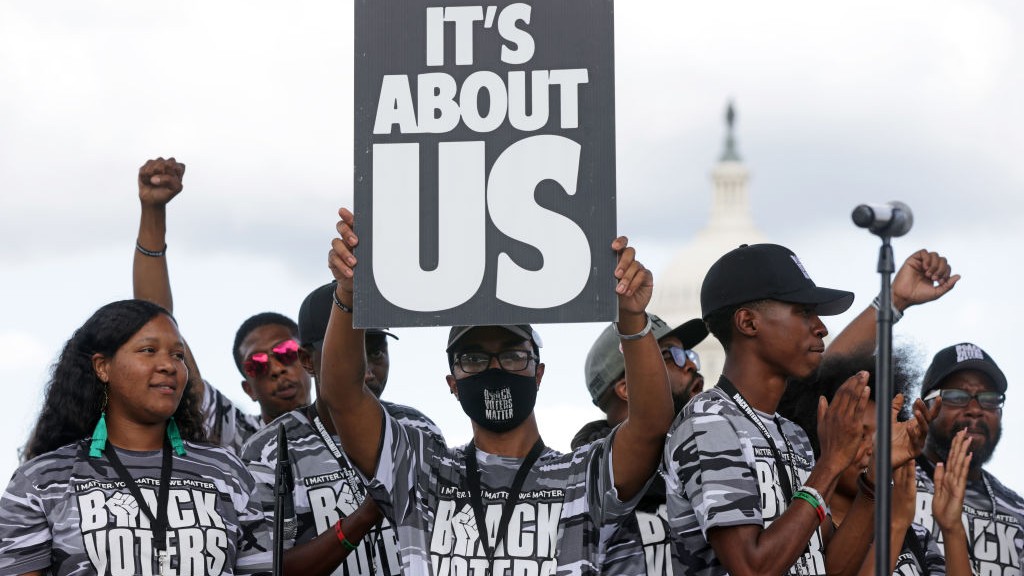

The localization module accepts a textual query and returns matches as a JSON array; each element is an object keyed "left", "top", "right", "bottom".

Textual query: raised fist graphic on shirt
[{"left": 105, "top": 492, "right": 140, "bottom": 526}]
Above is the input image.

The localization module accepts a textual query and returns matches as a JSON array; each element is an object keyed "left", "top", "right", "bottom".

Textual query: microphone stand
[
  {"left": 873, "top": 234, "right": 895, "bottom": 576},
  {"left": 273, "top": 424, "right": 292, "bottom": 576}
]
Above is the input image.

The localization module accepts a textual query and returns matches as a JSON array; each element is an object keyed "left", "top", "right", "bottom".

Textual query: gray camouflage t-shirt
[
  {"left": 367, "top": 412, "right": 641, "bottom": 575},
  {"left": 914, "top": 460, "right": 1024, "bottom": 574},
  {"left": 600, "top": 474, "right": 672, "bottom": 576},
  {"left": 664, "top": 386, "right": 825, "bottom": 576},
  {"left": 0, "top": 440, "right": 272, "bottom": 576},
  {"left": 201, "top": 380, "right": 263, "bottom": 456},
  {"left": 892, "top": 523, "right": 946, "bottom": 576},
  {"left": 240, "top": 401, "right": 446, "bottom": 576}
]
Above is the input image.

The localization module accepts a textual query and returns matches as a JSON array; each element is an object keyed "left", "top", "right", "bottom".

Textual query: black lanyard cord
[
  {"left": 305, "top": 405, "right": 366, "bottom": 506},
  {"left": 464, "top": 438, "right": 545, "bottom": 564},
  {"left": 716, "top": 377, "right": 813, "bottom": 575},
  {"left": 716, "top": 378, "right": 802, "bottom": 500},
  {"left": 105, "top": 436, "right": 173, "bottom": 553}
]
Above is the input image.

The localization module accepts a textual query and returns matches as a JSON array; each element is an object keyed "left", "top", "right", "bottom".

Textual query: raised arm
[
  {"left": 826, "top": 249, "right": 959, "bottom": 358},
  {"left": 321, "top": 207, "right": 384, "bottom": 476},
  {"left": 133, "top": 157, "right": 185, "bottom": 311},
  {"left": 609, "top": 236, "right": 674, "bottom": 501},
  {"left": 132, "top": 158, "right": 208, "bottom": 390}
]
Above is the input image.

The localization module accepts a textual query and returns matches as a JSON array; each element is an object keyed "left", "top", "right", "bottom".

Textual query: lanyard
[
  {"left": 464, "top": 438, "right": 545, "bottom": 565},
  {"left": 105, "top": 437, "right": 173, "bottom": 574},
  {"left": 304, "top": 406, "right": 381, "bottom": 576},
  {"left": 716, "top": 377, "right": 802, "bottom": 500},
  {"left": 716, "top": 377, "right": 813, "bottom": 575},
  {"left": 304, "top": 405, "right": 366, "bottom": 506}
]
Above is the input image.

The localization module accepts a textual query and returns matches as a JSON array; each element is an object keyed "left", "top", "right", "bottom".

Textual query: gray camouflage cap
[{"left": 584, "top": 314, "right": 673, "bottom": 406}]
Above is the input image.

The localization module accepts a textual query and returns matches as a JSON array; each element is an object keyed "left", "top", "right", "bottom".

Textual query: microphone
[{"left": 851, "top": 201, "right": 913, "bottom": 237}]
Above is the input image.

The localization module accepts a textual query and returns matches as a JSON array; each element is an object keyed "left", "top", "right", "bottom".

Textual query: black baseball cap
[
  {"left": 445, "top": 325, "right": 542, "bottom": 353},
  {"left": 700, "top": 243, "right": 854, "bottom": 318},
  {"left": 665, "top": 318, "right": 710, "bottom": 350},
  {"left": 298, "top": 281, "right": 396, "bottom": 347},
  {"left": 920, "top": 342, "right": 1007, "bottom": 397}
]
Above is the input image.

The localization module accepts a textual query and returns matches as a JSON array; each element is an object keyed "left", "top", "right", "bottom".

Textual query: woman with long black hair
[{"left": 0, "top": 299, "right": 271, "bottom": 576}]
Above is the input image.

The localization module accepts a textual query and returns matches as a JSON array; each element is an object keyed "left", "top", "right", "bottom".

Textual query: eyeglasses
[
  {"left": 663, "top": 346, "right": 700, "bottom": 371},
  {"left": 243, "top": 339, "right": 300, "bottom": 378},
  {"left": 455, "top": 350, "right": 536, "bottom": 374},
  {"left": 924, "top": 389, "right": 1005, "bottom": 410}
]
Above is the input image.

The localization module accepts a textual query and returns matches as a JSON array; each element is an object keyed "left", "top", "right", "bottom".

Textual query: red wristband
[{"left": 334, "top": 519, "right": 359, "bottom": 551}]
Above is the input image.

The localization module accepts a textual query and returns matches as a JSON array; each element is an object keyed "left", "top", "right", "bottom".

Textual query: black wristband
[
  {"left": 332, "top": 289, "right": 353, "bottom": 314},
  {"left": 135, "top": 242, "right": 167, "bottom": 257}
]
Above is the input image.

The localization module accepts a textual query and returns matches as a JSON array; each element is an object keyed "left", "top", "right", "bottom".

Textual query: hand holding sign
[
  {"left": 329, "top": 207, "right": 359, "bottom": 295},
  {"left": 611, "top": 236, "right": 653, "bottom": 318}
]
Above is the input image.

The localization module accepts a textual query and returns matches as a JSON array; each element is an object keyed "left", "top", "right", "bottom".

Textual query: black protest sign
[{"left": 354, "top": 0, "right": 616, "bottom": 327}]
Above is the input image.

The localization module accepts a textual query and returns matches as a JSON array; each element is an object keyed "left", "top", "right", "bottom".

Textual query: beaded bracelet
[
  {"left": 334, "top": 519, "right": 359, "bottom": 551},
  {"left": 135, "top": 242, "right": 167, "bottom": 257},
  {"left": 332, "top": 289, "right": 353, "bottom": 314}
]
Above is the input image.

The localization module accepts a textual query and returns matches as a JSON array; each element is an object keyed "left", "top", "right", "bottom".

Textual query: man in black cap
[
  {"left": 663, "top": 243, "right": 879, "bottom": 576},
  {"left": 319, "top": 207, "right": 673, "bottom": 574},
  {"left": 914, "top": 343, "right": 1024, "bottom": 575},
  {"left": 239, "top": 281, "right": 444, "bottom": 576},
  {"left": 570, "top": 314, "right": 708, "bottom": 574}
]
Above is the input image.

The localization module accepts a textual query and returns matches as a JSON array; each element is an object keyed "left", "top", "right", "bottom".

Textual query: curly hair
[
  {"left": 22, "top": 299, "right": 206, "bottom": 462},
  {"left": 232, "top": 312, "right": 299, "bottom": 376},
  {"left": 777, "top": 342, "right": 922, "bottom": 458}
]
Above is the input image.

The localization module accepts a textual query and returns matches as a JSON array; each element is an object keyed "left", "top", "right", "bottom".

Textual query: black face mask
[{"left": 455, "top": 369, "right": 537, "bottom": 433}]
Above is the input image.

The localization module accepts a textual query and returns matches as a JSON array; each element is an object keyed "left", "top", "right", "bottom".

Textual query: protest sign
[{"left": 354, "top": 1, "right": 616, "bottom": 327}]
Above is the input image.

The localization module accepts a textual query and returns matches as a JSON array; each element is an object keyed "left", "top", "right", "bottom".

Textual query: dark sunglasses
[
  {"left": 663, "top": 346, "right": 700, "bottom": 371},
  {"left": 924, "top": 388, "right": 1004, "bottom": 410},
  {"left": 243, "top": 339, "right": 300, "bottom": 378}
]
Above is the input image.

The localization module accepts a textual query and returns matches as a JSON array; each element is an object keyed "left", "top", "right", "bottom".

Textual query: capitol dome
[{"left": 648, "top": 102, "right": 768, "bottom": 385}]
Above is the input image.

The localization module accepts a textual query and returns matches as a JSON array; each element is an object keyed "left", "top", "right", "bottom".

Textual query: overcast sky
[{"left": 2, "top": 0, "right": 1023, "bottom": 494}]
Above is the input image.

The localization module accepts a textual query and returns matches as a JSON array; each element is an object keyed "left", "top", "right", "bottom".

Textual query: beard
[
  {"left": 672, "top": 390, "right": 689, "bottom": 415},
  {"left": 926, "top": 419, "right": 1002, "bottom": 470}
]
